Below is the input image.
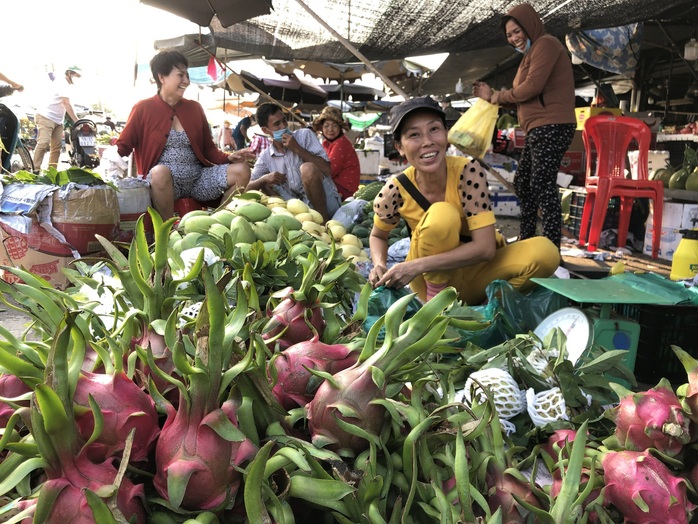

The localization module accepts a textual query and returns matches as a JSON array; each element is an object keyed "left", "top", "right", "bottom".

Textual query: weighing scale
[{"left": 530, "top": 278, "right": 678, "bottom": 374}]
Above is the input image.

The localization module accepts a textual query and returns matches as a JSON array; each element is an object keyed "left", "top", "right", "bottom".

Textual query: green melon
[
  {"left": 653, "top": 167, "right": 674, "bottom": 188},
  {"left": 669, "top": 168, "right": 690, "bottom": 190},
  {"left": 685, "top": 169, "right": 698, "bottom": 192}
]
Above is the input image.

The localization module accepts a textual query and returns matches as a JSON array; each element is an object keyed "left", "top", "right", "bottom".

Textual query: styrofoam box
[
  {"left": 489, "top": 183, "right": 521, "bottom": 217},
  {"left": 357, "top": 149, "right": 381, "bottom": 175},
  {"left": 627, "top": 150, "right": 670, "bottom": 179},
  {"left": 643, "top": 202, "right": 698, "bottom": 260}
]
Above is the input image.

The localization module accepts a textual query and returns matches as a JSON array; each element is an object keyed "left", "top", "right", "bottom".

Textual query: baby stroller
[
  {"left": 0, "top": 85, "right": 34, "bottom": 173},
  {"left": 66, "top": 118, "right": 100, "bottom": 169}
]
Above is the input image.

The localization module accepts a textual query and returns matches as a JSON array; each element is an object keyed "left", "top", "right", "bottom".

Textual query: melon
[
  {"left": 685, "top": 169, "right": 698, "bottom": 192},
  {"left": 668, "top": 168, "right": 690, "bottom": 190}
]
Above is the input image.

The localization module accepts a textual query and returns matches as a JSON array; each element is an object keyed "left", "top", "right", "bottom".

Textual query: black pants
[{"left": 515, "top": 124, "right": 576, "bottom": 247}]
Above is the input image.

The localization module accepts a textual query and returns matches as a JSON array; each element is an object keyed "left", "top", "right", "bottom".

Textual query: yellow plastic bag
[{"left": 447, "top": 99, "right": 499, "bottom": 159}]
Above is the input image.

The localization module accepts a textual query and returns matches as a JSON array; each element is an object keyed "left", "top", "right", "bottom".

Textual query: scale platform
[{"left": 530, "top": 277, "right": 677, "bottom": 378}]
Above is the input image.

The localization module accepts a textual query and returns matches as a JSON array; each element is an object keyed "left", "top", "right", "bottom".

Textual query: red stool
[
  {"left": 577, "top": 115, "right": 664, "bottom": 258},
  {"left": 174, "top": 198, "right": 204, "bottom": 217}
]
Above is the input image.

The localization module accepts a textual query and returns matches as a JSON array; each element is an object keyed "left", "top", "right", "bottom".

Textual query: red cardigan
[
  {"left": 322, "top": 133, "right": 360, "bottom": 200},
  {"left": 117, "top": 94, "right": 229, "bottom": 175}
]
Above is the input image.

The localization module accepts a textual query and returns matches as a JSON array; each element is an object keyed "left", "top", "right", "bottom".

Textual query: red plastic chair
[{"left": 577, "top": 115, "right": 664, "bottom": 258}]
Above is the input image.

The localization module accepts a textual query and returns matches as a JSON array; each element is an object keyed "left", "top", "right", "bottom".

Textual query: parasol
[{"left": 140, "top": 0, "right": 273, "bottom": 28}]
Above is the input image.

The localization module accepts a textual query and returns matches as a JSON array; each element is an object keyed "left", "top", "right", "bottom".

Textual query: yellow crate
[{"left": 574, "top": 107, "right": 622, "bottom": 130}]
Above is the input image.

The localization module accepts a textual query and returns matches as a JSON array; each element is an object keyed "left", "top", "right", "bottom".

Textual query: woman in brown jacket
[{"left": 473, "top": 3, "right": 576, "bottom": 248}]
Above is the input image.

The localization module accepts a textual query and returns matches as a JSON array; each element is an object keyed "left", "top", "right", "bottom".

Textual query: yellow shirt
[{"left": 373, "top": 156, "right": 495, "bottom": 238}]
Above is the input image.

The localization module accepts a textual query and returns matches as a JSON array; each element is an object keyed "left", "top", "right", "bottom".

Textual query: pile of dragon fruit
[{"left": 0, "top": 209, "right": 697, "bottom": 523}]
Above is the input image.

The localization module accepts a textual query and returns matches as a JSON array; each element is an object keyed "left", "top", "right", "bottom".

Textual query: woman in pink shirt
[{"left": 312, "top": 106, "right": 360, "bottom": 200}]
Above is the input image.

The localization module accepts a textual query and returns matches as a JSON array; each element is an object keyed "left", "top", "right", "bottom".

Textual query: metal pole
[{"left": 290, "top": 0, "right": 409, "bottom": 99}]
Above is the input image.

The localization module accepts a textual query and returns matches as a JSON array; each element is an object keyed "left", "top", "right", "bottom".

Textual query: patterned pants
[{"left": 515, "top": 124, "right": 576, "bottom": 247}]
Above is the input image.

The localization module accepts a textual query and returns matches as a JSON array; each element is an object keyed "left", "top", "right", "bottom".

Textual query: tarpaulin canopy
[{"left": 207, "top": 0, "right": 695, "bottom": 62}]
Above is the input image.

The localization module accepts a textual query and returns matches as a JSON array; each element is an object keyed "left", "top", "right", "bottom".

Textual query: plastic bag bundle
[{"left": 447, "top": 98, "right": 499, "bottom": 159}]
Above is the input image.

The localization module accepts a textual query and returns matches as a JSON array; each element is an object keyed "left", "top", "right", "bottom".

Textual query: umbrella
[
  {"left": 229, "top": 71, "right": 328, "bottom": 106},
  {"left": 141, "top": 0, "right": 273, "bottom": 28},
  {"left": 320, "top": 83, "right": 386, "bottom": 102}
]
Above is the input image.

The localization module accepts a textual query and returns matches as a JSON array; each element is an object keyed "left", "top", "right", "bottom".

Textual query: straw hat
[{"left": 312, "top": 106, "right": 348, "bottom": 132}]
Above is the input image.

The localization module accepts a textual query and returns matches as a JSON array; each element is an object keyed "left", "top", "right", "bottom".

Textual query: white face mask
[{"left": 515, "top": 38, "right": 532, "bottom": 54}]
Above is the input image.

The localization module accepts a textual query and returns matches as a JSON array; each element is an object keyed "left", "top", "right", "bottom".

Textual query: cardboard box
[
  {"left": 0, "top": 185, "right": 120, "bottom": 289},
  {"left": 575, "top": 107, "right": 623, "bottom": 130},
  {"left": 643, "top": 202, "right": 698, "bottom": 260},
  {"left": 0, "top": 221, "right": 75, "bottom": 290}
]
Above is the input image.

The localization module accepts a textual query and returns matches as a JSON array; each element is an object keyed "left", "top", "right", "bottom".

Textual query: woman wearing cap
[
  {"left": 312, "top": 106, "right": 360, "bottom": 200},
  {"left": 368, "top": 96, "right": 559, "bottom": 305},
  {"left": 117, "top": 50, "right": 252, "bottom": 220},
  {"left": 472, "top": 2, "right": 575, "bottom": 249}
]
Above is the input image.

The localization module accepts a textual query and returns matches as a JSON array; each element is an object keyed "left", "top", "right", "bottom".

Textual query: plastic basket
[{"left": 612, "top": 303, "right": 698, "bottom": 384}]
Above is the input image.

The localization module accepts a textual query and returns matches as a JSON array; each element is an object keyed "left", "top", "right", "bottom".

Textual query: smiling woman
[{"left": 367, "top": 96, "right": 560, "bottom": 306}]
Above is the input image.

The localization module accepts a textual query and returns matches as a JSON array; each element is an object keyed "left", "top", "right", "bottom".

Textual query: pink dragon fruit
[
  {"left": 602, "top": 450, "right": 696, "bottom": 524},
  {"left": 486, "top": 470, "right": 543, "bottom": 523},
  {"left": 153, "top": 268, "right": 258, "bottom": 511},
  {"left": 264, "top": 286, "right": 325, "bottom": 349},
  {"left": 0, "top": 373, "right": 31, "bottom": 427},
  {"left": 73, "top": 371, "right": 160, "bottom": 463},
  {"left": 38, "top": 449, "right": 147, "bottom": 524},
  {"left": 306, "top": 364, "right": 386, "bottom": 454},
  {"left": 29, "top": 317, "right": 147, "bottom": 524},
  {"left": 270, "top": 336, "right": 359, "bottom": 409},
  {"left": 153, "top": 397, "right": 257, "bottom": 510},
  {"left": 541, "top": 429, "right": 578, "bottom": 461},
  {"left": 609, "top": 379, "right": 691, "bottom": 456},
  {"left": 307, "top": 288, "right": 458, "bottom": 456}
]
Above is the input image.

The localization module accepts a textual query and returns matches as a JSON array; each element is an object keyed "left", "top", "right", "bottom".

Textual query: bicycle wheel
[{"left": 13, "top": 140, "right": 34, "bottom": 173}]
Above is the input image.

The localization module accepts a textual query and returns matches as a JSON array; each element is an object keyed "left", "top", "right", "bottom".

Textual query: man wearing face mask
[
  {"left": 247, "top": 102, "right": 342, "bottom": 221},
  {"left": 472, "top": 2, "right": 575, "bottom": 250}
]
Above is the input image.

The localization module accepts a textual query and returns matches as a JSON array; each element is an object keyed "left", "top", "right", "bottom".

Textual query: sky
[
  {"left": 3, "top": 0, "right": 446, "bottom": 121},
  {"left": 3, "top": 0, "right": 245, "bottom": 118}
]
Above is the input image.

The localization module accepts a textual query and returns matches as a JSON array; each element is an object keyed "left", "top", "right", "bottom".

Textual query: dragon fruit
[
  {"left": 608, "top": 379, "right": 691, "bottom": 456},
  {"left": 307, "top": 288, "right": 458, "bottom": 456},
  {"left": 0, "top": 373, "right": 31, "bottom": 427},
  {"left": 270, "top": 335, "right": 359, "bottom": 409},
  {"left": 29, "top": 318, "right": 147, "bottom": 524},
  {"left": 153, "top": 268, "right": 257, "bottom": 511},
  {"left": 73, "top": 371, "right": 160, "bottom": 463},
  {"left": 602, "top": 450, "right": 696, "bottom": 524},
  {"left": 264, "top": 286, "right": 325, "bottom": 350},
  {"left": 542, "top": 430, "right": 601, "bottom": 521},
  {"left": 541, "top": 428, "right": 578, "bottom": 462}
]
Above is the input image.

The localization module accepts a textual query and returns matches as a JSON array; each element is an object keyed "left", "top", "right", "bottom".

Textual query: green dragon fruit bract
[
  {"left": 270, "top": 336, "right": 358, "bottom": 409},
  {"left": 602, "top": 450, "right": 696, "bottom": 524},
  {"left": 73, "top": 371, "right": 160, "bottom": 463}
]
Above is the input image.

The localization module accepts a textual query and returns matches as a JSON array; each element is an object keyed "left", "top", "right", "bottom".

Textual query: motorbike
[
  {"left": 0, "top": 84, "right": 34, "bottom": 173},
  {"left": 65, "top": 118, "right": 100, "bottom": 169}
]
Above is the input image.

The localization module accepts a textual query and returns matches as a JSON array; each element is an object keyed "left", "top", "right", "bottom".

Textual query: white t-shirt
[{"left": 36, "top": 77, "right": 73, "bottom": 125}]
